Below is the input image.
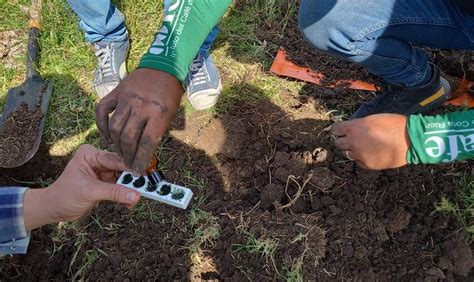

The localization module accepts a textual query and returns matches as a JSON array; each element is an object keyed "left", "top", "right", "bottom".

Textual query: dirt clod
[
  {"left": 386, "top": 208, "right": 412, "bottom": 233},
  {"left": 260, "top": 183, "right": 285, "bottom": 209},
  {"left": 442, "top": 237, "right": 474, "bottom": 277}
]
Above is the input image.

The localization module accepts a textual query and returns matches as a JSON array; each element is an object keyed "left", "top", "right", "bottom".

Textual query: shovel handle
[
  {"left": 26, "top": 27, "right": 40, "bottom": 80},
  {"left": 26, "top": 0, "right": 42, "bottom": 80}
]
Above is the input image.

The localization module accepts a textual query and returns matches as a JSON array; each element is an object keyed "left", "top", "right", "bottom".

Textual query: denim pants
[
  {"left": 298, "top": 0, "right": 474, "bottom": 87},
  {"left": 67, "top": 0, "right": 219, "bottom": 56}
]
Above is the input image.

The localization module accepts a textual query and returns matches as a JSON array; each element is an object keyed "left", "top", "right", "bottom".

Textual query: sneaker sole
[
  {"left": 119, "top": 61, "right": 127, "bottom": 79},
  {"left": 186, "top": 79, "right": 223, "bottom": 110}
]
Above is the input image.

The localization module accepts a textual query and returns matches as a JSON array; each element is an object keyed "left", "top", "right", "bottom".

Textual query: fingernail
[{"left": 127, "top": 192, "right": 138, "bottom": 203}]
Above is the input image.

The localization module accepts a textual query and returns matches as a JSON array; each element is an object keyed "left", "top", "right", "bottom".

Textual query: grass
[
  {"left": 435, "top": 172, "right": 474, "bottom": 241},
  {"left": 234, "top": 226, "right": 280, "bottom": 275}
]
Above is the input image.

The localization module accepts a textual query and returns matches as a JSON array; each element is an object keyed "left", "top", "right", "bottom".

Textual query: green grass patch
[{"left": 435, "top": 173, "right": 474, "bottom": 242}]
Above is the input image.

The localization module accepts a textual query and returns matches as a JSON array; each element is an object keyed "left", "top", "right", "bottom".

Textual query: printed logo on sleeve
[
  {"left": 148, "top": 0, "right": 193, "bottom": 58},
  {"left": 423, "top": 120, "right": 474, "bottom": 162}
]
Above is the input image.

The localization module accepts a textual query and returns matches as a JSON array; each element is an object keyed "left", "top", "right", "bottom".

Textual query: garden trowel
[{"left": 0, "top": 0, "right": 52, "bottom": 168}]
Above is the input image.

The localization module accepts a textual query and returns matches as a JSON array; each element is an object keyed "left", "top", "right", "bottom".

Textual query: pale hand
[
  {"left": 331, "top": 114, "right": 410, "bottom": 170},
  {"left": 23, "top": 145, "right": 141, "bottom": 231}
]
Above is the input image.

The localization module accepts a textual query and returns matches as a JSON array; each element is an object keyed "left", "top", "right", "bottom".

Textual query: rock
[
  {"left": 386, "top": 208, "right": 411, "bottom": 233},
  {"left": 312, "top": 147, "right": 331, "bottom": 163}
]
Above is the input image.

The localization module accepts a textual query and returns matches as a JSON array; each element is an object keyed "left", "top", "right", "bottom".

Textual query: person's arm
[
  {"left": 0, "top": 188, "right": 30, "bottom": 254},
  {"left": 330, "top": 110, "right": 474, "bottom": 170},
  {"left": 0, "top": 145, "right": 141, "bottom": 255},
  {"left": 407, "top": 110, "right": 474, "bottom": 164},
  {"left": 139, "top": 0, "right": 232, "bottom": 82},
  {"left": 95, "top": 0, "right": 232, "bottom": 176}
]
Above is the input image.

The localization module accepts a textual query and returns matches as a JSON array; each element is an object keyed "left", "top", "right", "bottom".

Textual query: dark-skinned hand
[{"left": 95, "top": 68, "right": 182, "bottom": 175}]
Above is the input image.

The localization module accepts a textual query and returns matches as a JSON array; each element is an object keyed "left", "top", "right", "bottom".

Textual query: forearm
[
  {"left": 0, "top": 188, "right": 30, "bottom": 254},
  {"left": 406, "top": 110, "right": 474, "bottom": 164},
  {"left": 23, "top": 187, "right": 58, "bottom": 231},
  {"left": 138, "top": 0, "right": 232, "bottom": 81}
]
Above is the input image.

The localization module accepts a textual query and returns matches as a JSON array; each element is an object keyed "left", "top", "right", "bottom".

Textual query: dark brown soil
[
  {"left": 2, "top": 93, "right": 472, "bottom": 280},
  {"left": 0, "top": 103, "right": 43, "bottom": 167}
]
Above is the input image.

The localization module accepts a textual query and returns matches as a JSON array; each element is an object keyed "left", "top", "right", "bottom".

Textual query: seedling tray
[{"left": 117, "top": 171, "right": 193, "bottom": 209}]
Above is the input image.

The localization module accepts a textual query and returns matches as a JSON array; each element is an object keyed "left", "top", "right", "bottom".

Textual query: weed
[
  {"left": 186, "top": 208, "right": 221, "bottom": 254},
  {"left": 285, "top": 255, "right": 304, "bottom": 282},
  {"left": 234, "top": 226, "right": 280, "bottom": 274},
  {"left": 129, "top": 200, "right": 165, "bottom": 224},
  {"left": 435, "top": 173, "right": 474, "bottom": 241},
  {"left": 71, "top": 249, "right": 104, "bottom": 281}
]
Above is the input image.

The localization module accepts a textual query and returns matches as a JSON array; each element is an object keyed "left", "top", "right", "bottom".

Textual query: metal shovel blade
[{"left": 0, "top": 78, "right": 53, "bottom": 168}]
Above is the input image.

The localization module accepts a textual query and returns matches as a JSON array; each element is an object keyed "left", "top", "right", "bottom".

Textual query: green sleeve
[
  {"left": 138, "top": 0, "right": 231, "bottom": 82},
  {"left": 406, "top": 110, "right": 474, "bottom": 164}
]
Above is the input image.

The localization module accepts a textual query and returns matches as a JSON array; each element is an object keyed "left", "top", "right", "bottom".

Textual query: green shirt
[
  {"left": 407, "top": 110, "right": 474, "bottom": 164},
  {"left": 138, "top": 0, "right": 231, "bottom": 82}
]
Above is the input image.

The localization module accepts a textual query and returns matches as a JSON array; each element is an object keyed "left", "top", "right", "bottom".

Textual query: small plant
[
  {"left": 285, "top": 255, "right": 304, "bottom": 282},
  {"left": 159, "top": 184, "right": 171, "bottom": 196},
  {"left": 122, "top": 173, "right": 133, "bottom": 185},
  {"left": 234, "top": 231, "right": 279, "bottom": 259},
  {"left": 186, "top": 208, "right": 221, "bottom": 254},
  {"left": 133, "top": 176, "right": 145, "bottom": 188},
  {"left": 171, "top": 189, "right": 185, "bottom": 200},
  {"left": 146, "top": 182, "right": 157, "bottom": 192},
  {"left": 435, "top": 173, "right": 474, "bottom": 242}
]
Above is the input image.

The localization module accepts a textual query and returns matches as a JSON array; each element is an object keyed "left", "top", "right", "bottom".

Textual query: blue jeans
[
  {"left": 298, "top": 0, "right": 474, "bottom": 87},
  {"left": 67, "top": 0, "right": 219, "bottom": 56}
]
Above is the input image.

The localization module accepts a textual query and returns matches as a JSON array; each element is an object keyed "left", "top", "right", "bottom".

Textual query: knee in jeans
[{"left": 298, "top": 0, "right": 351, "bottom": 56}]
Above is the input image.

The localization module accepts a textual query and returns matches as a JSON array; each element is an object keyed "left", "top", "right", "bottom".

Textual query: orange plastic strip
[
  {"left": 270, "top": 47, "right": 474, "bottom": 108},
  {"left": 445, "top": 79, "right": 474, "bottom": 108},
  {"left": 270, "top": 48, "right": 377, "bottom": 91}
]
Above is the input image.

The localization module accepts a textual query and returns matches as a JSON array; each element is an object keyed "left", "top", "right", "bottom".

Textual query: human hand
[
  {"left": 23, "top": 145, "right": 141, "bottom": 231},
  {"left": 95, "top": 68, "right": 183, "bottom": 175},
  {"left": 331, "top": 114, "right": 410, "bottom": 170}
]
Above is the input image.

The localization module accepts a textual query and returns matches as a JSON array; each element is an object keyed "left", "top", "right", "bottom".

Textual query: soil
[
  {"left": 0, "top": 103, "right": 44, "bottom": 168},
  {"left": 1, "top": 4, "right": 473, "bottom": 281}
]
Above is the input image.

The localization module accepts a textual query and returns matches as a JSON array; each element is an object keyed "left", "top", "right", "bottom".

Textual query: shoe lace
[
  {"left": 189, "top": 55, "right": 209, "bottom": 86},
  {"left": 95, "top": 44, "right": 114, "bottom": 80}
]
